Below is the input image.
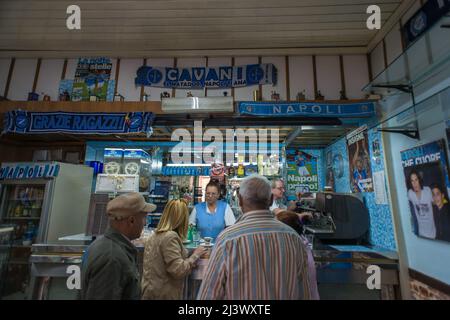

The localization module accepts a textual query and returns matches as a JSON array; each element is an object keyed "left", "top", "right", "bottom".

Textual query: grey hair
[
  {"left": 239, "top": 174, "right": 272, "bottom": 207},
  {"left": 271, "top": 177, "right": 283, "bottom": 188}
]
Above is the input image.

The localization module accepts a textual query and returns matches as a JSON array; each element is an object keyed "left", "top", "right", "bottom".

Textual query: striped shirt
[{"left": 197, "top": 210, "right": 312, "bottom": 300}]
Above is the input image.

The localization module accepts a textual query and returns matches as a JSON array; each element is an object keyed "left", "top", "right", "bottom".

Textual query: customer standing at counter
[
  {"left": 270, "top": 178, "right": 299, "bottom": 215},
  {"left": 80, "top": 192, "right": 156, "bottom": 300},
  {"left": 141, "top": 199, "right": 207, "bottom": 299},
  {"left": 189, "top": 180, "right": 236, "bottom": 240},
  {"left": 197, "top": 174, "right": 312, "bottom": 300},
  {"left": 276, "top": 210, "right": 320, "bottom": 300}
]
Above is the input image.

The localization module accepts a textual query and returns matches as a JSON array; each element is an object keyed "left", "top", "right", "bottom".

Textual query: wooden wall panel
[
  {"left": 8, "top": 59, "right": 37, "bottom": 101},
  {"left": 288, "top": 56, "right": 314, "bottom": 100},
  {"left": 261, "top": 56, "right": 286, "bottom": 101},
  {"left": 316, "top": 55, "right": 341, "bottom": 100},
  {"left": 174, "top": 57, "right": 206, "bottom": 98},
  {"left": 343, "top": 55, "right": 369, "bottom": 100},
  {"left": 0, "top": 59, "right": 11, "bottom": 97},
  {"left": 35, "top": 59, "right": 64, "bottom": 101},
  {"left": 116, "top": 59, "right": 142, "bottom": 101}
]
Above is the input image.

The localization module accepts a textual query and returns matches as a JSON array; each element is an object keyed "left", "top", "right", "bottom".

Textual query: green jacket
[{"left": 80, "top": 227, "right": 140, "bottom": 300}]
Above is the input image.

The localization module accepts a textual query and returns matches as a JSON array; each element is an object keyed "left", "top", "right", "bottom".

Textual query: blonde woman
[{"left": 141, "top": 199, "right": 206, "bottom": 300}]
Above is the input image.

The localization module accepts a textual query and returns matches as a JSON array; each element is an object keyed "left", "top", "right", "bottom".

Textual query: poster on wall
[
  {"left": 347, "top": 126, "right": 373, "bottom": 193},
  {"left": 286, "top": 150, "right": 319, "bottom": 195},
  {"left": 401, "top": 140, "right": 450, "bottom": 242},
  {"left": 72, "top": 58, "right": 112, "bottom": 101}
]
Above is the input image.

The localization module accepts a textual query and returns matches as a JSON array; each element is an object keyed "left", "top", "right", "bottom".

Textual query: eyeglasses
[{"left": 206, "top": 192, "right": 218, "bottom": 197}]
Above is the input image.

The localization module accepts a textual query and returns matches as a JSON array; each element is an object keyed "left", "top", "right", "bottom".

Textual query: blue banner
[
  {"left": 403, "top": 0, "right": 450, "bottom": 47},
  {"left": 161, "top": 166, "right": 211, "bottom": 176},
  {"left": 0, "top": 163, "right": 59, "bottom": 180},
  {"left": 135, "top": 64, "right": 277, "bottom": 89},
  {"left": 238, "top": 101, "right": 375, "bottom": 117},
  {"left": 3, "top": 111, "right": 154, "bottom": 135}
]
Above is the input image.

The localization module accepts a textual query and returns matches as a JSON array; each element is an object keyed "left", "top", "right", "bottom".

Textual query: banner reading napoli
[
  {"left": 286, "top": 150, "right": 319, "bottom": 196},
  {"left": 3, "top": 111, "right": 154, "bottom": 135},
  {"left": 239, "top": 101, "right": 375, "bottom": 117},
  {"left": 72, "top": 57, "right": 112, "bottom": 101},
  {"left": 347, "top": 125, "right": 373, "bottom": 193},
  {"left": 401, "top": 140, "right": 450, "bottom": 242},
  {"left": 135, "top": 64, "right": 277, "bottom": 89}
]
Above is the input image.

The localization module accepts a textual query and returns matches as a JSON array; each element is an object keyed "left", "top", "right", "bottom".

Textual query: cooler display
[{"left": 0, "top": 162, "right": 93, "bottom": 299}]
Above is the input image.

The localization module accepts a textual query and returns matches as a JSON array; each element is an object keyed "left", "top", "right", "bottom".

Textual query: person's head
[
  {"left": 276, "top": 210, "right": 302, "bottom": 234},
  {"left": 431, "top": 184, "right": 447, "bottom": 209},
  {"left": 156, "top": 199, "right": 189, "bottom": 239},
  {"left": 205, "top": 180, "right": 221, "bottom": 206},
  {"left": 271, "top": 178, "right": 285, "bottom": 201},
  {"left": 106, "top": 192, "right": 156, "bottom": 240},
  {"left": 408, "top": 170, "right": 423, "bottom": 192},
  {"left": 238, "top": 174, "right": 272, "bottom": 213}
]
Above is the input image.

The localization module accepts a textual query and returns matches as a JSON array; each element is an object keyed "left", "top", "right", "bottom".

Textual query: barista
[{"left": 189, "top": 180, "right": 236, "bottom": 240}]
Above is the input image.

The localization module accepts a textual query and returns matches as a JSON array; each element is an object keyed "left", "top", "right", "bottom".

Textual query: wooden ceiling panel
[{"left": 0, "top": 0, "right": 404, "bottom": 58}]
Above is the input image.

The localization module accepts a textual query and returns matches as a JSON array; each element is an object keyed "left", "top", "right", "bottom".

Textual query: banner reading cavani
[
  {"left": 401, "top": 139, "right": 450, "bottom": 242},
  {"left": 135, "top": 64, "right": 277, "bottom": 89},
  {"left": 238, "top": 101, "right": 375, "bottom": 117},
  {"left": 3, "top": 111, "right": 154, "bottom": 135},
  {"left": 347, "top": 125, "right": 373, "bottom": 193},
  {"left": 286, "top": 150, "right": 319, "bottom": 194}
]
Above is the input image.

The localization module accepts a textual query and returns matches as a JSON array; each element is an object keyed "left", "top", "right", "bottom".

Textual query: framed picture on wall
[{"left": 401, "top": 139, "right": 450, "bottom": 242}]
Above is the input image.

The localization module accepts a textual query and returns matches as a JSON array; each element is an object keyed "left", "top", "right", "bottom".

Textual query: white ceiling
[{"left": 0, "top": 0, "right": 411, "bottom": 58}]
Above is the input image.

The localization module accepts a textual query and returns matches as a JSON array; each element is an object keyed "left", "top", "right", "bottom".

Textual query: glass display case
[{"left": 0, "top": 184, "right": 46, "bottom": 299}]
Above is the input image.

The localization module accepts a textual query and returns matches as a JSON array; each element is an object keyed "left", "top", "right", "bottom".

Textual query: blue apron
[{"left": 195, "top": 200, "right": 227, "bottom": 240}]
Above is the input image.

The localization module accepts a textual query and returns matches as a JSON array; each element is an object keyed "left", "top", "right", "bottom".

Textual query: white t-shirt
[
  {"left": 189, "top": 203, "right": 236, "bottom": 226},
  {"left": 407, "top": 186, "right": 436, "bottom": 239},
  {"left": 270, "top": 200, "right": 287, "bottom": 213}
]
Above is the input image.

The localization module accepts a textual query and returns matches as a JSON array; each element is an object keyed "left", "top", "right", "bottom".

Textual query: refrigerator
[{"left": 0, "top": 162, "right": 93, "bottom": 299}]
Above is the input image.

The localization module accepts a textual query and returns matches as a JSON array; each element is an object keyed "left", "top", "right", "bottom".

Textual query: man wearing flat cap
[{"left": 80, "top": 192, "right": 156, "bottom": 300}]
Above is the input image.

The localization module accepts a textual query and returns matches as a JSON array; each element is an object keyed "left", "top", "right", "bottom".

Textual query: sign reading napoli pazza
[
  {"left": 238, "top": 101, "right": 376, "bottom": 117},
  {"left": 135, "top": 64, "right": 277, "bottom": 89},
  {"left": 3, "top": 111, "right": 154, "bottom": 135}
]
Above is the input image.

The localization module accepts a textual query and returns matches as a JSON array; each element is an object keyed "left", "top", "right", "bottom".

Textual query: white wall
[
  {"left": 316, "top": 56, "right": 341, "bottom": 100},
  {"left": 385, "top": 95, "right": 450, "bottom": 284},
  {"left": 175, "top": 57, "right": 206, "bottom": 98},
  {"left": 233, "top": 56, "right": 259, "bottom": 101},
  {"left": 116, "top": 59, "right": 142, "bottom": 101},
  {"left": 343, "top": 55, "right": 369, "bottom": 100},
  {"left": 384, "top": 25, "right": 403, "bottom": 65},
  {"left": 288, "top": 56, "right": 314, "bottom": 100},
  {"left": 261, "top": 56, "right": 286, "bottom": 101},
  {"left": 2, "top": 54, "right": 374, "bottom": 103},
  {"left": 0, "top": 59, "right": 11, "bottom": 96},
  {"left": 8, "top": 59, "right": 37, "bottom": 101},
  {"left": 144, "top": 58, "right": 175, "bottom": 101},
  {"left": 371, "top": 42, "right": 385, "bottom": 79},
  {"left": 35, "top": 59, "right": 64, "bottom": 101}
]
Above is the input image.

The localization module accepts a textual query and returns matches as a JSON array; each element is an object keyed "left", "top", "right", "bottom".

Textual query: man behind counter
[
  {"left": 80, "top": 192, "right": 156, "bottom": 300},
  {"left": 270, "top": 178, "right": 313, "bottom": 223}
]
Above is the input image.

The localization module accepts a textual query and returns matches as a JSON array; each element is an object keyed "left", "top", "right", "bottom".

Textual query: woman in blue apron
[{"left": 189, "top": 180, "right": 236, "bottom": 240}]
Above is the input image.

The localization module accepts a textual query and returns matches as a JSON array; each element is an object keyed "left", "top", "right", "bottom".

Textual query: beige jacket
[{"left": 141, "top": 231, "right": 199, "bottom": 300}]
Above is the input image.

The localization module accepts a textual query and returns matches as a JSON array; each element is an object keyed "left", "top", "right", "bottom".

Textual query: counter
[{"left": 29, "top": 238, "right": 400, "bottom": 300}]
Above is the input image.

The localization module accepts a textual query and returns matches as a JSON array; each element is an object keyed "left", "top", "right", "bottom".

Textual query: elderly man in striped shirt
[{"left": 197, "top": 174, "right": 313, "bottom": 300}]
